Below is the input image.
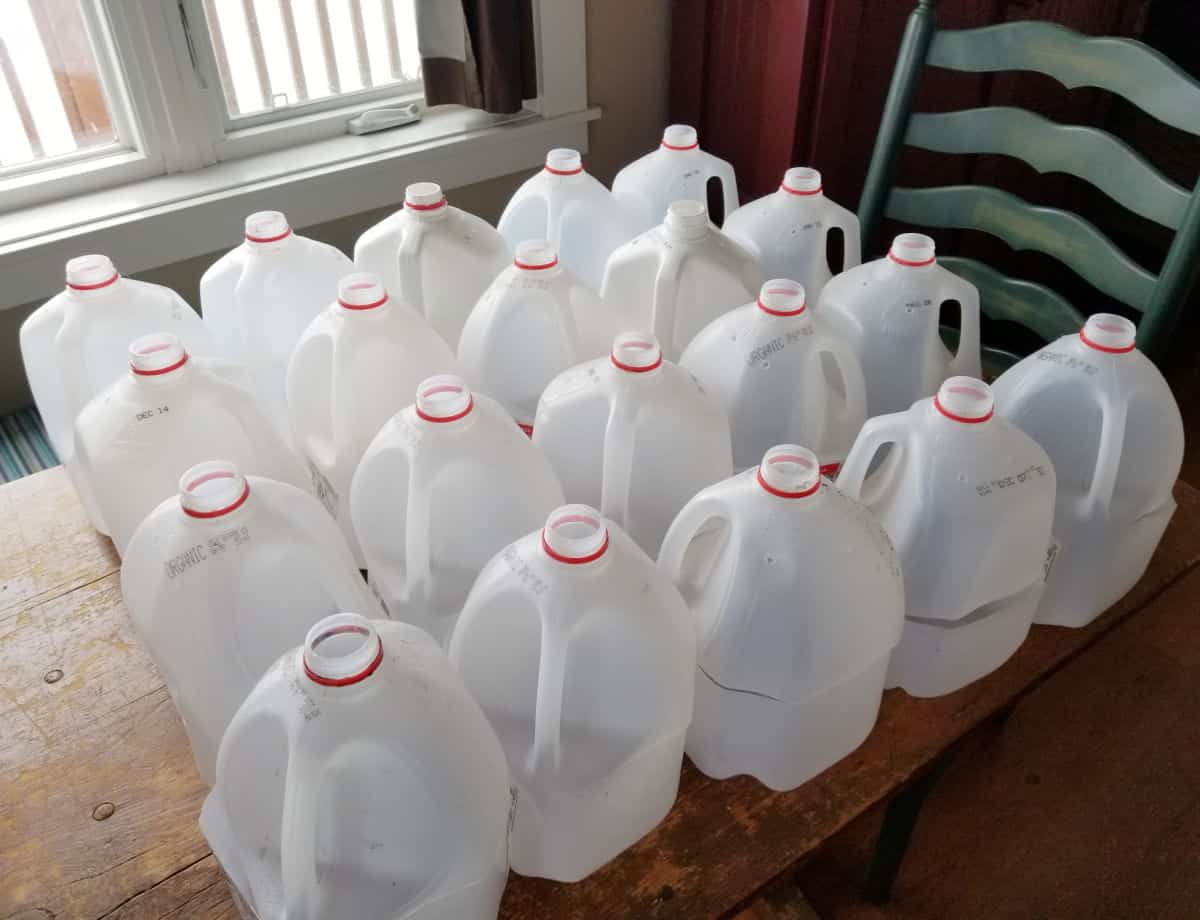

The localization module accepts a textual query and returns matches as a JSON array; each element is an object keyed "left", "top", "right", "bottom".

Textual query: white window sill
[{"left": 0, "top": 104, "right": 600, "bottom": 312}]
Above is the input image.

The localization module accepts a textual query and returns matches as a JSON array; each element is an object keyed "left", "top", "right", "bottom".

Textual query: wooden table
[{"left": 3, "top": 467, "right": 1198, "bottom": 920}]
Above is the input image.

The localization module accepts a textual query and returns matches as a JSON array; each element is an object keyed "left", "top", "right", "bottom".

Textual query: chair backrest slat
[
  {"left": 886, "top": 184, "right": 1157, "bottom": 309},
  {"left": 929, "top": 22, "right": 1200, "bottom": 135},
  {"left": 906, "top": 108, "right": 1190, "bottom": 229},
  {"left": 938, "top": 255, "right": 1084, "bottom": 342}
]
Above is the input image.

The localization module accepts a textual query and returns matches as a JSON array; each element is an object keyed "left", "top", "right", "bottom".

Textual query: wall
[{"left": 0, "top": 0, "right": 671, "bottom": 414}]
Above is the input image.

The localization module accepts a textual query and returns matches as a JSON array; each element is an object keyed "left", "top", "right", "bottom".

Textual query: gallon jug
[
  {"left": 200, "top": 211, "right": 353, "bottom": 425},
  {"left": 353, "top": 181, "right": 510, "bottom": 349},
  {"left": 612, "top": 125, "right": 739, "bottom": 229},
  {"left": 287, "top": 273, "right": 460, "bottom": 563},
  {"left": 498, "top": 149, "right": 643, "bottom": 290},
  {"left": 533, "top": 332, "right": 734, "bottom": 557},
  {"left": 20, "top": 254, "right": 214, "bottom": 533},
  {"left": 350, "top": 375, "right": 564, "bottom": 643},
  {"left": 818, "top": 233, "right": 981, "bottom": 417},
  {"left": 458, "top": 240, "right": 617, "bottom": 433},
  {"left": 680, "top": 279, "right": 867, "bottom": 473},
  {"left": 447, "top": 505, "right": 696, "bottom": 882},
  {"left": 600, "top": 200, "right": 760, "bottom": 361},
  {"left": 659, "top": 445, "right": 904, "bottom": 790},
  {"left": 992, "top": 313, "right": 1184, "bottom": 628},
  {"left": 201, "top": 612, "right": 511, "bottom": 920},
  {"left": 723, "top": 167, "right": 861, "bottom": 303},
  {"left": 74, "top": 333, "right": 307, "bottom": 554},
  {"left": 121, "top": 462, "right": 382, "bottom": 785},
  {"left": 837, "top": 378, "right": 1056, "bottom": 697}
]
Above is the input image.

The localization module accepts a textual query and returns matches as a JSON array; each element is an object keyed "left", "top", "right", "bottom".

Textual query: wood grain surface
[{"left": 3, "top": 466, "right": 1198, "bottom": 920}]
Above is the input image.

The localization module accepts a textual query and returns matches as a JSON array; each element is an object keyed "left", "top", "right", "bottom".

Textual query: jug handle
[
  {"left": 810, "top": 329, "right": 869, "bottom": 430},
  {"left": 280, "top": 757, "right": 322, "bottom": 920},
  {"left": 710, "top": 156, "right": 739, "bottom": 225},
  {"left": 397, "top": 222, "right": 426, "bottom": 317},
  {"left": 946, "top": 277, "right": 982, "bottom": 377},
  {"left": 404, "top": 450, "right": 435, "bottom": 605},
  {"left": 829, "top": 208, "right": 862, "bottom": 273},
  {"left": 599, "top": 385, "right": 641, "bottom": 527},
  {"left": 657, "top": 494, "right": 730, "bottom": 638},
  {"left": 1085, "top": 394, "right": 1127, "bottom": 514},
  {"left": 836, "top": 413, "right": 911, "bottom": 501},
  {"left": 650, "top": 251, "right": 685, "bottom": 360},
  {"left": 531, "top": 618, "right": 569, "bottom": 779}
]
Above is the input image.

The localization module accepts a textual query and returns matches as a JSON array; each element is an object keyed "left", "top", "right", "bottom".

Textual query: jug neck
[
  {"left": 663, "top": 200, "right": 710, "bottom": 242},
  {"left": 302, "top": 613, "right": 384, "bottom": 687},
  {"left": 413, "top": 374, "right": 475, "bottom": 426},
  {"left": 128, "top": 332, "right": 192, "bottom": 385},
  {"left": 885, "top": 233, "right": 936, "bottom": 272},
  {"left": 1078, "top": 313, "right": 1136, "bottom": 355},
  {"left": 178, "top": 460, "right": 251, "bottom": 520},
  {"left": 756, "top": 279, "right": 807, "bottom": 318},
  {"left": 513, "top": 240, "right": 562, "bottom": 276},
  {"left": 931, "top": 377, "right": 994, "bottom": 426},
  {"left": 404, "top": 181, "right": 449, "bottom": 222},
  {"left": 660, "top": 124, "right": 701, "bottom": 154},
  {"left": 541, "top": 504, "right": 610, "bottom": 565},
  {"left": 778, "top": 167, "right": 825, "bottom": 203},
  {"left": 757, "top": 445, "right": 822, "bottom": 499},
  {"left": 610, "top": 332, "right": 663, "bottom": 377},
  {"left": 243, "top": 210, "right": 294, "bottom": 255},
  {"left": 544, "top": 148, "right": 585, "bottom": 180},
  {"left": 336, "top": 273, "right": 391, "bottom": 315},
  {"left": 65, "top": 254, "right": 121, "bottom": 297}
]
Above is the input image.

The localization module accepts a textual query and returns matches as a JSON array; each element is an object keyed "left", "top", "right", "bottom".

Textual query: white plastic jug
[
  {"left": 992, "top": 314, "right": 1184, "bottom": 628},
  {"left": 498, "top": 149, "right": 643, "bottom": 290},
  {"left": 680, "top": 279, "right": 867, "bottom": 473},
  {"left": 201, "top": 211, "right": 353, "bottom": 425},
  {"left": 612, "top": 125, "right": 739, "bottom": 229},
  {"left": 659, "top": 445, "right": 903, "bottom": 790},
  {"left": 533, "top": 332, "right": 734, "bottom": 557},
  {"left": 287, "top": 273, "right": 460, "bottom": 563},
  {"left": 74, "top": 333, "right": 307, "bottom": 554},
  {"left": 723, "top": 167, "right": 862, "bottom": 304},
  {"left": 201, "top": 612, "right": 512, "bottom": 920},
  {"left": 447, "top": 505, "right": 696, "bottom": 882},
  {"left": 353, "top": 182, "right": 510, "bottom": 349},
  {"left": 350, "top": 375, "right": 564, "bottom": 644},
  {"left": 121, "top": 462, "right": 382, "bottom": 785},
  {"left": 20, "top": 255, "right": 214, "bottom": 533},
  {"left": 458, "top": 241, "right": 618, "bottom": 433},
  {"left": 818, "top": 233, "right": 981, "bottom": 417},
  {"left": 600, "top": 200, "right": 760, "bottom": 361},
  {"left": 837, "top": 378, "right": 1056, "bottom": 697}
]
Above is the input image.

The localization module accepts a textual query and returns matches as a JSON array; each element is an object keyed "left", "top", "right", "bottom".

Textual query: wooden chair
[{"left": 857, "top": 0, "right": 1200, "bottom": 367}]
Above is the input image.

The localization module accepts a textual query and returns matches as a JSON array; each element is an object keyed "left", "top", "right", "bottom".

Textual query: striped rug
[{"left": 0, "top": 407, "right": 57, "bottom": 482}]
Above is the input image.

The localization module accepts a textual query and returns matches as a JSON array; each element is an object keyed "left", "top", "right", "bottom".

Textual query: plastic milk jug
[{"left": 613, "top": 125, "right": 739, "bottom": 228}]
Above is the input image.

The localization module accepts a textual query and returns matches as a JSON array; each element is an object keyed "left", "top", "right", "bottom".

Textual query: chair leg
[{"left": 862, "top": 753, "right": 954, "bottom": 904}]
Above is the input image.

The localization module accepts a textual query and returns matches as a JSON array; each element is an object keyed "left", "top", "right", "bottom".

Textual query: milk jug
[
  {"left": 458, "top": 241, "right": 617, "bottom": 433},
  {"left": 612, "top": 125, "right": 739, "bottom": 228},
  {"left": 200, "top": 211, "right": 352, "bottom": 424},
  {"left": 600, "top": 200, "right": 760, "bottom": 361},
  {"left": 659, "top": 445, "right": 904, "bottom": 790},
  {"left": 680, "top": 279, "right": 867, "bottom": 473},
  {"left": 350, "top": 375, "right": 564, "bottom": 644},
  {"left": 74, "top": 333, "right": 307, "bottom": 554},
  {"left": 723, "top": 167, "right": 861, "bottom": 303},
  {"left": 201, "top": 613, "right": 511, "bottom": 919},
  {"left": 20, "top": 255, "right": 214, "bottom": 533},
  {"left": 992, "top": 314, "right": 1183, "bottom": 628},
  {"left": 533, "top": 333, "right": 734, "bottom": 557},
  {"left": 353, "top": 182, "right": 510, "bottom": 349},
  {"left": 121, "top": 462, "right": 382, "bottom": 785},
  {"left": 447, "top": 505, "right": 696, "bottom": 881},
  {"left": 837, "top": 377, "right": 1056, "bottom": 697},
  {"left": 287, "top": 273, "right": 460, "bottom": 563},
  {"left": 818, "top": 233, "right": 981, "bottom": 417},
  {"left": 498, "top": 149, "right": 643, "bottom": 290}
]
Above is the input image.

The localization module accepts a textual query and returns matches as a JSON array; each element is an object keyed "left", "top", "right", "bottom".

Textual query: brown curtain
[{"left": 417, "top": 0, "right": 536, "bottom": 115}]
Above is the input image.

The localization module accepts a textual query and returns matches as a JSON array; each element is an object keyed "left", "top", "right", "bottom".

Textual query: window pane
[
  {"left": 0, "top": 0, "right": 117, "bottom": 167},
  {"left": 203, "top": 0, "right": 423, "bottom": 118}
]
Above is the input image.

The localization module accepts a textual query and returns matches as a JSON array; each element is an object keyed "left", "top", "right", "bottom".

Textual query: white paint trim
[
  {"left": 0, "top": 106, "right": 599, "bottom": 311},
  {"left": 536, "top": 0, "right": 588, "bottom": 119}
]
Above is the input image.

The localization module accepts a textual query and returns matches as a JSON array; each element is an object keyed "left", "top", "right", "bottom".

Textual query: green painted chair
[{"left": 858, "top": 0, "right": 1200, "bottom": 368}]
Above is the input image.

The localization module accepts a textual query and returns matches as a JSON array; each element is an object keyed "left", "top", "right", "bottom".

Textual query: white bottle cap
[
  {"left": 302, "top": 613, "right": 384, "bottom": 687},
  {"left": 757, "top": 445, "right": 822, "bottom": 498},
  {"left": 934, "top": 376, "right": 994, "bottom": 423},
  {"left": 337, "top": 273, "right": 388, "bottom": 311},
  {"left": 244, "top": 211, "right": 292, "bottom": 244},
  {"left": 405, "top": 181, "right": 446, "bottom": 211},
  {"left": 179, "top": 460, "right": 250, "bottom": 518},
  {"left": 664, "top": 199, "right": 710, "bottom": 240},
  {"left": 514, "top": 239, "right": 559, "bottom": 271},
  {"left": 541, "top": 504, "right": 609, "bottom": 564},
  {"left": 129, "top": 332, "right": 189, "bottom": 376},
  {"left": 781, "top": 167, "right": 822, "bottom": 195},
  {"left": 545, "top": 148, "right": 583, "bottom": 175},
  {"left": 662, "top": 124, "right": 699, "bottom": 150},
  {"left": 610, "top": 331, "right": 663, "bottom": 373},
  {"left": 66, "top": 254, "right": 119, "bottom": 291},
  {"left": 1080, "top": 313, "right": 1136, "bottom": 354},
  {"left": 757, "top": 279, "right": 807, "bottom": 316},
  {"left": 888, "top": 233, "right": 936, "bottom": 267},
  {"left": 414, "top": 374, "right": 474, "bottom": 423}
]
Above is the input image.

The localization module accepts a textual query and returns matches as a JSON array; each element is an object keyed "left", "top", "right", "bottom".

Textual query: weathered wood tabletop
[{"left": 3, "top": 466, "right": 1199, "bottom": 920}]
